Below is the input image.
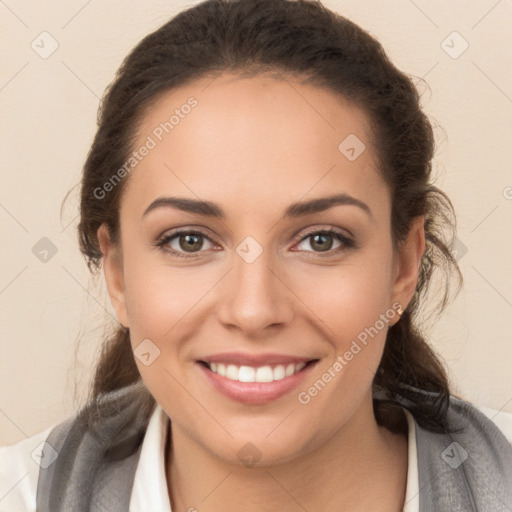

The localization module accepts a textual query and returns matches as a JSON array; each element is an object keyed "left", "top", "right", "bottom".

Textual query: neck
[{"left": 166, "top": 393, "right": 408, "bottom": 512}]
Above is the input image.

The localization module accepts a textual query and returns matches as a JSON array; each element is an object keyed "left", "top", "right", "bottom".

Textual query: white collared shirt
[
  {"left": 1, "top": 403, "right": 511, "bottom": 511},
  {"left": 128, "top": 405, "right": 421, "bottom": 512}
]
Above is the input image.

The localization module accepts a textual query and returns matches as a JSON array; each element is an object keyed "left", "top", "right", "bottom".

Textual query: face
[{"left": 98, "top": 72, "right": 424, "bottom": 466}]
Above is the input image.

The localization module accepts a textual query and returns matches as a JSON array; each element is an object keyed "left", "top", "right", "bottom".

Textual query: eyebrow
[{"left": 142, "top": 193, "right": 372, "bottom": 220}]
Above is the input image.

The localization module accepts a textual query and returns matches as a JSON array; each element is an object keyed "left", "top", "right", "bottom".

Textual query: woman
[{"left": 1, "top": 0, "right": 511, "bottom": 510}]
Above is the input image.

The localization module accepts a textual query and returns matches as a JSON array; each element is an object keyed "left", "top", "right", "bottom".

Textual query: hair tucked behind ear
[{"left": 69, "top": 0, "right": 462, "bottom": 433}]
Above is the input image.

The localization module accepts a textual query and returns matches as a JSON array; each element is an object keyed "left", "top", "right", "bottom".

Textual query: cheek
[
  {"left": 294, "top": 250, "right": 395, "bottom": 392},
  {"left": 122, "top": 258, "right": 223, "bottom": 398},
  {"left": 123, "top": 257, "right": 214, "bottom": 337},
  {"left": 284, "top": 263, "right": 395, "bottom": 455},
  {"left": 299, "top": 259, "right": 394, "bottom": 343},
  {"left": 122, "top": 259, "right": 203, "bottom": 406}
]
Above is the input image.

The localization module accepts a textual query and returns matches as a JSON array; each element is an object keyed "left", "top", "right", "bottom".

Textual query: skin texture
[{"left": 98, "top": 72, "right": 425, "bottom": 512}]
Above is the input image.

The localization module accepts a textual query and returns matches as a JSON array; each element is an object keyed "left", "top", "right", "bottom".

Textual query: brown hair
[{"left": 72, "top": 0, "right": 462, "bottom": 433}]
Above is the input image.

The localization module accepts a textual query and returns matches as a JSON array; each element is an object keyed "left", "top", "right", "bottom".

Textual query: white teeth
[
  {"left": 273, "top": 365, "right": 285, "bottom": 380},
  {"left": 238, "top": 366, "right": 255, "bottom": 382},
  {"left": 285, "top": 363, "right": 295, "bottom": 377},
  {"left": 256, "top": 366, "right": 274, "bottom": 382},
  {"left": 226, "top": 364, "right": 239, "bottom": 380},
  {"left": 206, "top": 361, "right": 308, "bottom": 382},
  {"left": 295, "top": 362, "right": 306, "bottom": 372}
]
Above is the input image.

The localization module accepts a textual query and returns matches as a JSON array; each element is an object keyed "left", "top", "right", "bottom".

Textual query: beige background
[{"left": 1, "top": 0, "right": 511, "bottom": 445}]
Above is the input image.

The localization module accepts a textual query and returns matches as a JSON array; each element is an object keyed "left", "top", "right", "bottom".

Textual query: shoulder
[
  {"left": 475, "top": 404, "right": 512, "bottom": 445},
  {"left": 0, "top": 424, "right": 55, "bottom": 511},
  {"left": 413, "top": 395, "right": 512, "bottom": 510},
  {"left": 0, "top": 382, "right": 155, "bottom": 511}
]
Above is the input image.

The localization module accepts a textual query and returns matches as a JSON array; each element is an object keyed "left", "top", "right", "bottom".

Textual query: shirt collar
[
  {"left": 402, "top": 407, "right": 420, "bottom": 512},
  {"left": 129, "top": 403, "right": 172, "bottom": 512}
]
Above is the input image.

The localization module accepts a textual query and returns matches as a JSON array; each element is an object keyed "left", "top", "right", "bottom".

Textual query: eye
[
  {"left": 293, "top": 228, "right": 354, "bottom": 256},
  {"left": 155, "top": 229, "right": 217, "bottom": 258}
]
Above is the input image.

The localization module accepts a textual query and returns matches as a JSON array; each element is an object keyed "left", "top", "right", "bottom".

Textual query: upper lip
[{"left": 198, "top": 352, "right": 316, "bottom": 367}]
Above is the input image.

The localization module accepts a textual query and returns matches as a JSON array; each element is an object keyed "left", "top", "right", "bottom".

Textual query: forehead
[{"left": 122, "top": 72, "right": 387, "bottom": 218}]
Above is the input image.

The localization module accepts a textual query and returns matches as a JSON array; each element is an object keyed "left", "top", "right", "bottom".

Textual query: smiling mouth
[{"left": 198, "top": 360, "right": 318, "bottom": 383}]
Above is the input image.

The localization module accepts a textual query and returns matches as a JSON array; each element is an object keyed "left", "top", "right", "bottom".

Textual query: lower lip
[{"left": 196, "top": 361, "right": 317, "bottom": 405}]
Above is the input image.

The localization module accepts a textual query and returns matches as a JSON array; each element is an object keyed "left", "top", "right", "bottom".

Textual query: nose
[{"left": 216, "top": 242, "right": 295, "bottom": 338}]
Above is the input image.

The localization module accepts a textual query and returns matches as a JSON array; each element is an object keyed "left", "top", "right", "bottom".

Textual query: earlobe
[
  {"left": 97, "top": 223, "right": 130, "bottom": 328},
  {"left": 390, "top": 216, "right": 426, "bottom": 322}
]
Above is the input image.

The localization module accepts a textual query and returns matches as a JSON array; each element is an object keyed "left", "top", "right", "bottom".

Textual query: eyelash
[{"left": 154, "top": 227, "right": 355, "bottom": 259}]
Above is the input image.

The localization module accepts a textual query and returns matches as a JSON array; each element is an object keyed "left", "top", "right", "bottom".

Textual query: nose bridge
[{"left": 218, "top": 233, "right": 292, "bottom": 333}]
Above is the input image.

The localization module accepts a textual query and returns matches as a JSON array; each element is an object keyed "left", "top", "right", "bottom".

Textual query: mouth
[{"left": 195, "top": 354, "right": 319, "bottom": 405}]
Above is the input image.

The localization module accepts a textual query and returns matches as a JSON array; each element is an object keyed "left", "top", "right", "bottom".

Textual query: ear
[
  {"left": 97, "top": 223, "right": 130, "bottom": 328},
  {"left": 390, "top": 216, "right": 425, "bottom": 323}
]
